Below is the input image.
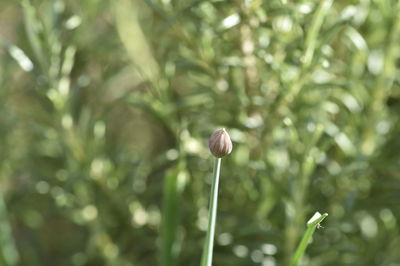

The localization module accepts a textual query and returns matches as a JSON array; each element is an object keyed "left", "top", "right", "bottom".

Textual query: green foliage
[{"left": 0, "top": 0, "right": 400, "bottom": 265}]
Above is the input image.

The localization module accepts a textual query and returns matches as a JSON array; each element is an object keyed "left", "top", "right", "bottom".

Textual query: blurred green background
[{"left": 1, "top": 0, "right": 400, "bottom": 265}]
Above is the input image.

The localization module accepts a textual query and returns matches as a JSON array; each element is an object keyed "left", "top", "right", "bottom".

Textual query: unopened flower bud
[{"left": 208, "top": 128, "right": 233, "bottom": 158}]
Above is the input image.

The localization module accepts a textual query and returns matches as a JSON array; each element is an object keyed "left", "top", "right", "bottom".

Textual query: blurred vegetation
[{"left": 1, "top": 0, "right": 400, "bottom": 265}]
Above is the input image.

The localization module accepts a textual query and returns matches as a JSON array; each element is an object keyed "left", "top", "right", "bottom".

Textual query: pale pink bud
[{"left": 208, "top": 128, "right": 233, "bottom": 158}]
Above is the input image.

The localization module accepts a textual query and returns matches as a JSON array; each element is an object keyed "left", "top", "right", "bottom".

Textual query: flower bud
[{"left": 208, "top": 128, "right": 233, "bottom": 158}]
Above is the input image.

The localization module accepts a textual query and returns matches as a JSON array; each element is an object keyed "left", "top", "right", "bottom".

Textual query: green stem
[
  {"left": 200, "top": 158, "right": 222, "bottom": 266},
  {"left": 303, "top": 0, "right": 333, "bottom": 67},
  {"left": 290, "top": 212, "right": 328, "bottom": 266}
]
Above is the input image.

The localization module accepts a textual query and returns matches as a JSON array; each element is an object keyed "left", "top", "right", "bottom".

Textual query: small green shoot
[{"left": 290, "top": 212, "right": 328, "bottom": 266}]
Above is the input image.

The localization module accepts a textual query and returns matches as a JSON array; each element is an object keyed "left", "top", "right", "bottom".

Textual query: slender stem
[
  {"left": 290, "top": 212, "right": 328, "bottom": 266},
  {"left": 303, "top": 0, "right": 333, "bottom": 67},
  {"left": 200, "top": 158, "right": 222, "bottom": 266}
]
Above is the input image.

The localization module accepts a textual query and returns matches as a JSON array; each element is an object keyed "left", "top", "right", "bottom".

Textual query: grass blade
[
  {"left": 0, "top": 193, "right": 19, "bottom": 266},
  {"left": 290, "top": 212, "right": 328, "bottom": 266},
  {"left": 21, "top": 0, "right": 47, "bottom": 71},
  {"left": 161, "top": 162, "right": 187, "bottom": 266}
]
